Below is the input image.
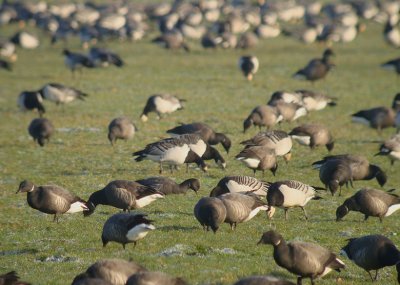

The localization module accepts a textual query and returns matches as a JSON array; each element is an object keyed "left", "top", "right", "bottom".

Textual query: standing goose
[
  {"left": 293, "top": 49, "right": 335, "bottom": 83},
  {"left": 266, "top": 180, "right": 322, "bottom": 220},
  {"left": 126, "top": 271, "right": 187, "bottom": 285},
  {"left": 108, "top": 117, "right": 137, "bottom": 146},
  {"left": 233, "top": 275, "right": 295, "bottom": 285},
  {"left": 39, "top": 83, "right": 88, "bottom": 105},
  {"left": 140, "top": 94, "right": 185, "bottom": 122},
  {"left": 269, "top": 101, "right": 308, "bottom": 123},
  {"left": 238, "top": 55, "right": 259, "bottom": 81},
  {"left": 210, "top": 176, "right": 269, "bottom": 197},
  {"left": 341, "top": 235, "right": 400, "bottom": 282},
  {"left": 135, "top": 177, "right": 200, "bottom": 195},
  {"left": 376, "top": 133, "right": 400, "bottom": 165},
  {"left": 243, "top": 105, "right": 282, "bottom": 133},
  {"left": 0, "top": 271, "right": 31, "bottom": 285},
  {"left": 289, "top": 124, "right": 334, "bottom": 152},
  {"left": 16, "top": 180, "right": 88, "bottom": 222},
  {"left": 85, "top": 180, "right": 164, "bottom": 216},
  {"left": 101, "top": 213, "right": 155, "bottom": 249},
  {"left": 236, "top": 145, "right": 278, "bottom": 176},
  {"left": 63, "top": 49, "right": 94, "bottom": 75},
  {"left": 166, "top": 122, "right": 231, "bottom": 153},
  {"left": 258, "top": 230, "right": 345, "bottom": 285},
  {"left": 194, "top": 197, "right": 227, "bottom": 233},
  {"left": 28, "top": 118, "right": 54, "bottom": 147},
  {"left": 336, "top": 188, "right": 400, "bottom": 222},
  {"left": 317, "top": 159, "right": 353, "bottom": 196},
  {"left": 17, "top": 90, "right": 45, "bottom": 117},
  {"left": 88, "top": 47, "right": 124, "bottom": 67}
]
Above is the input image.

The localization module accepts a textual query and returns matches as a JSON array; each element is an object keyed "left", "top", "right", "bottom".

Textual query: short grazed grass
[{"left": 1, "top": 19, "right": 400, "bottom": 285}]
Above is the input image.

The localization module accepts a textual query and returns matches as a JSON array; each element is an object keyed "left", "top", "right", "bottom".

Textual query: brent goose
[
  {"left": 18, "top": 91, "right": 45, "bottom": 116},
  {"left": 63, "top": 49, "right": 95, "bottom": 75},
  {"left": 238, "top": 55, "right": 259, "bottom": 81},
  {"left": 269, "top": 101, "right": 307, "bottom": 123},
  {"left": 108, "top": 117, "right": 137, "bottom": 146},
  {"left": 0, "top": 271, "right": 30, "bottom": 285},
  {"left": 384, "top": 15, "right": 400, "bottom": 48},
  {"left": 10, "top": 31, "right": 39, "bottom": 49},
  {"left": 317, "top": 158, "right": 353, "bottom": 196},
  {"left": 236, "top": 145, "right": 278, "bottom": 176},
  {"left": 140, "top": 94, "right": 185, "bottom": 122},
  {"left": 382, "top": 57, "right": 400, "bottom": 76},
  {"left": 0, "top": 59, "right": 11, "bottom": 71},
  {"left": 89, "top": 47, "right": 124, "bottom": 67},
  {"left": 39, "top": 83, "right": 88, "bottom": 105},
  {"left": 28, "top": 118, "right": 54, "bottom": 147},
  {"left": 136, "top": 177, "right": 200, "bottom": 195},
  {"left": 210, "top": 176, "right": 269, "bottom": 197},
  {"left": 152, "top": 31, "right": 190, "bottom": 51},
  {"left": 194, "top": 197, "right": 226, "bottom": 233},
  {"left": 294, "top": 90, "right": 337, "bottom": 111},
  {"left": 243, "top": 105, "right": 283, "bottom": 133},
  {"left": 126, "top": 271, "right": 187, "bottom": 285},
  {"left": 290, "top": 124, "right": 334, "bottom": 151},
  {"left": 376, "top": 134, "right": 400, "bottom": 165},
  {"left": 293, "top": 49, "right": 335, "bottom": 83}
]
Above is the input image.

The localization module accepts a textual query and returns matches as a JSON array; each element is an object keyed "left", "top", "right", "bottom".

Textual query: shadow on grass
[{"left": 158, "top": 225, "right": 198, "bottom": 232}]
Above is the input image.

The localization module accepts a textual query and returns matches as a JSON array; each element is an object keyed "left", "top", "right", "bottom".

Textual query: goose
[
  {"left": 341, "top": 235, "right": 400, "bottom": 282},
  {"left": 201, "top": 144, "right": 226, "bottom": 169},
  {"left": 0, "top": 59, "right": 11, "bottom": 71},
  {"left": 0, "top": 271, "right": 31, "bottom": 285},
  {"left": 384, "top": 15, "right": 400, "bottom": 48},
  {"left": 108, "top": 117, "right": 137, "bottom": 146},
  {"left": 243, "top": 105, "right": 283, "bottom": 133},
  {"left": 10, "top": 31, "right": 39, "bottom": 49},
  {"left": 336, "top": 188, "right": 400, "bottom": 222},
  {"left": 267, "top": 91, "right": 302, "bottom": 107},
  {"left": 88, "top": 47, "right": 124, "bottom": 68},
  {"left": 210, "top": 176, "right": 269, "bottom": 197},
  {"left": 289, "top": 124, "right": 334, "bottom": 151},
  {"left": 266, "top": 180, "right": 322, "bottom": 220},
  {"left": 381, "top": 57, "right": 400, "bottom": 76},
  {"left": 258, "top": 230, "right": 345, "bottom": 285},
  {"left": 62, "top": 49, "right": 95, "bottom": 75},
  {"left": 85, "top": 180, "right": 164, "bottom": 216},
  {"left": 238, "top": 55, "right": 259, "bottom": 81},
  {"left": 294, "top": 89, "right": 337, "bottom": 111},
  {"left": 135, "top": 177, "right": 200, "bottom": 195},
  {"left": 351, "top": 107, "right": 396, "bottom": 132},
  {"left": 317, "top": 159, "right": 353, "bottom": 196},
  {"left": 269, "top": 101, "right": 307, "bottom": 123},
  {"left": 194, "top": 197, "right": 227, "bottom": 233},
  {"left": 28, "top": 118, "right": 54, "bottom": 147},
  {"left": 376, "top": 134, "right": 400, "bottom": 165},
  {"left": 236, "top": 145, "right": 278, "bottom": 176},
  {"left": 201, "top": 33, "right": 223, "bottom": 49},
  {"left": 293, "top": 49, "right": 335, "bottom": 83},
  {"left": 73, "top": 259, "right": 146, "bottom": 285},
  {"left": 16, "top": 180, "right": 88, "bottom": 223},
  {"left": 240, "top": 130, "right": 293, "bottom": 162},
  {"left": 39, "top": 83, "right": 88, "bottom": 105},
  {"left": 101, "top": 213, "right": 155, "bottom": 249},
  {"left": 126, "top": 271, "right": 187, "bottom": 285},
  {"left": 17, "top": 91, "right": 45, "bottom": 117},
  {"left": 140, "top": 94, "right": 185, "bottom": 122},
  {"left": 152, "top": 31, "right": 190, "bottom": 52},
  {"left": 256, "top": 23, "right": 281, "bottom": 39},
  {"left": 236, "top": 32, "right": 258, "bottom": 49},
  {"left": 233, "top": 275, "right": 295, "bottom": 285},
  {"left": 166, "top": 122, "right": 231, "bottom": 153}
]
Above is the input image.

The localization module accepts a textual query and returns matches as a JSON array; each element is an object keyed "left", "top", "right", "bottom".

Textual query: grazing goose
[
  {"left": 201, "top": 144, "right": 226, "bottom": 169},
  {"left": 166, "top": 122, "right": 231, "bottom": 153},
  {"left": 152, "top": 31, "right": 190, "bottom": 52},
  {"left": 85, "top": 180, "right": 164, "bottom": 216},
  {"left": 73, "top": 259, "right": 146, "bottom": 285},
  {"left": 317, "top": 159, "right": 353, "bottom": 196},
  {"left": 258, "top": 230, "right": 345, "bottom": 285},
  {"left": 0, "top": 59, "right": 11, "bottom": 71},
  {"left": 376, "top": 134, "right": 400, "bottom": 165},
  {"left": 194, "top": 197, "right": 226, "bottom": 233},
  {"left": 210, "top": 176, "right": 268, "bottom": 197},
  {"left": 63, "top": 49, "right": 95, "bottom": 75},
  {"left": 266, "top": 180, "right": 322, "bottom": 220},
  {"left": 382, "top": 57, "right": 400, "bottom": 76},
  {"left": 238, "top": 55, "right": 259, "bottom": 81},
  {"left": 140, "top": 94, "right": 185, "bottom": 122},
  {"left": 237, "top": 32, "right": 258, "bottom": 49},
  {"left": 108, "top": 117, "right": 137, "bottom": 146},
  {"left": 39, "top": 83, "right": 88, "bottom": 105},
  {"left": 16, "top": 180, "right": 88, "bottom": 222},
  {"left": 384, "top": 15, "right": 400, "bottom": 48},
  {"left": 10, "top": 31, "right": 39, "bottom": 49},
  {"left": 236, "top": 145, "right": 278, "bottom": 176},
  {"left": 17, "top": 91, "right": 45, "bottom": 116},
  {"left": 102, "top": 213, "right": 155, "bottom": 249},
  {"left": 240, "top": 130, "right": 292, "bottom": 162},
  {"left": 243, "top": 105, "right": 282, "bottom": 133},
  {"left": 126, "top": 271, "right": 187, "bottom": 285},
  {"left": 136, "top": 177, "right": 200, "bottom": 195},
  {"left": 0, "top": 271, "right": 31, "bottom": 285},
  {"left": 341, "top": 235, "right": 400, "bottom": 282},
  {"left": 89, "top": 47, "right": 124, "bottom": 67},
  {"left": 28, "top": 118, "right": 54, "bottom": 147},
  {"left": 233, "top": 275, "right": 295, "bottom": 285},
  {"left": 351, "top": 107, "right": 396, "bottom": 132},
  {"left": 336, "top": 188, "right": 400, "bottom": 222},
  {"left": 295, "top": 89, "right": 337, "bottom": 111},
  {"left": 270, "top": 102, "right": 307, "bottom": 123},
  {"left": 293, "top": 49, "right": 335, "bottom": 83},
  {"left": 289, "top": 124, "right": 334, "bottom": 151}
]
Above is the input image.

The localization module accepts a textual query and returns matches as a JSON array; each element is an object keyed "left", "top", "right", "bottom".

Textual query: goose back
[
  {"left": 289, "top": 124, "right": 334, "bottom": 151},
  {"left": 210, "top": 176, "right": 269, "bottom": 197},
  {"left": 319, "top": 159, "right": 352, "bottom": 195},
  {"left": 136, "top": 177, "right": 200, "bottom": 195},
  {"left": 194, "top": 197, "right": 226, "bottom": 233},
  {"left": 241, "top": 130, "right": 292, "bottom": 158},
  {"left": 243, "top": 105, "right": 281, "bottom": 132}
]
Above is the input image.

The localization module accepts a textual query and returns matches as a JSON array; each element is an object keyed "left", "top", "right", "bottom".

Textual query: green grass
[{"left": 1, "top": 20, "right": 400, "bottom": 285}]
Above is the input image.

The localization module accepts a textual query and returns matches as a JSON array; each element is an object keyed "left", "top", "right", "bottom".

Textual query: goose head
[
  {"left": 335, "top": 204, "right": 349, "bottom": 221},
  {"left": 257, "top": 230, "right": 283, "bottom": 246},
  {"left": 16, "top": 180, "right": 35, "bottom": 194}
]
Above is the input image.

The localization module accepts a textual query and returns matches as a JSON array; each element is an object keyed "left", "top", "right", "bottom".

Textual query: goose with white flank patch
[
  {"left": 63, "top": 49, "right": 95, "bottom": 75},
  {"left": 85, "top": 180, "right": 164, "bottom": 216},
  {"left": 140, "top": 94, "right": 185, "bottom": 122},
  {"left": 101, "top": 213, "right": 155, "bottom": 249},
  {"left": 317, "top": 158, "right": 353, "bottom": 196},
  {"left": 18, "top": 90, "right": 45, "bottom": 117},
  {"left": 289, "top": 124, "right": 334, "bottom": 152},
  {"left": 341, "top": 235, "right": 400, "bottom": 282},
  {"left": 39, "top": 83, "right": 88, "bottom": 105},
  {"left": 108, "top": 117, "right": 137, "bottom": 146},
  {"left": 152, "top": 31, "right": 190, "bottom": 52},
  {"left": 210, "top": 176, "right": 269, "bottom": 197},
  {"left": 72, "top": 259, "right": 146, "bottom": 285},
  {"left": 10, "top": 31, "right": 39, "bottom": 49},
  {"left": 135, "top": 177, "right": 200, "bottom": 195},
  {"left": 384, "top": 15, "right": 400, "bottom": 48},
  {"left": 295, "top": 89, "right": 337, "bottom": 111},
  {"left": 89, "top": 47, "right": 124, "bottom": 67},
  {"left": 28, "top": 118, "right": 54, "bottom": 147},
  {"left": 0, "top": 271, "right": 31, "bottom": 285},
  {"left": 376, "top": 133, "right": 400, "bottom": 165},
  {"left": 336, "top": 188, "right": 400, "bottom": 222},
  {"left": 233, "top": 275, "right": 295, "bottom": 285},
  {"left": 16, "top": 180, "right": 88, "bottom": 223},
  {"left": 238, "top": 55, "right": 259, "bottom": 81},
  {"left": 269, "top": 101, "right": 308, "bottom": 123},
  {"left": 126, "top": 271, "right": 188, "bottom": 285},
  {"left": 243, "top": 105, "right": 282, "bottom": 133},
  {"left": 266, "top": 180, "right": 323, "bottom": 220},
  {"left": 258, "top": 230, "right": 345, "bottom": 285},
  {"left": 236, "top": 145, "right": 278, "bottom": 176},
  {"left": 293, "top": 49, "right": 335, "bottom": 84},
  {"left": 194, "top": 197, "right": 227, "bottom": 233}
]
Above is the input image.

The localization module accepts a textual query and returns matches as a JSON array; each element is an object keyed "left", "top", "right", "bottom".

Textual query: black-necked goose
[
  {"left": 16, "top": 180, "right": 88, "bottom": 222},
  {"left": 341, "top": 235, "right": 400, "bottom": 282},
  {"left": 236, "top": 145, "right": 278, "bottom": 176},
  {"left": 0, "top": 59, "right": 11, "bottom": 71},
  {"left": 233, "top": 275, "right": 295, "bottom": 285},
  {"left": 28, "top": 118, "right": 54, "bottom": 147},
  {"left": 101, "top": 213, "right": 155, "bottom": 249},
  {"left": 382, "top": 57, "right": 400, "bottom": 76},
  {"left": 317, "top": 159, "right": 353, "bottom": 196},
  {"left": 85, "top": 180, "right": 164, "bottom": 216},
  {"left": 152, "top": 31, "right": 190, "bottom": 52},
  {"left": 293, "top": 49, "right": 335, "bottom": 83},
  {"left": 194, "top": 197, "right": 227, "bottom": 233},
  {"left": 126, "top": 271, "right": 187, "bottom": 285},
  {"left": 166, "top": 122, "right": 231, "bottom": 153},
  {"left": 238, "top": 55, "right": 259, "bottom": 81},
  {"left": 376, "top": 134, "right": 400, "bottom": 165},
  {"left": 384, "top": 15, "right": 400, "bottom": 48},
  {"left": 267, "top": 91, "right": 302, "bottom": 106},
  {"left": 289, "top": 124, "right": 334, "bottom": 151},
  {"left": 210, "top": 176, "right": 269, "bottom": 197},
  {"left": 108, "top": 117, "right": 137, "bottom": 146},
  {"left": 336, "top": 188, "right": 400, "bottom": 222},
  {"left": 270, "top": 101, "right": 307, "bottom": 123},
  {"left": 295, "top": 89, "right": 337, "bottom": 111},
  {"left": 39, "top": 83, "right": 88, "bottom": 105},
  {"left": 243, "top": 105, "right": 282, "bottom": 133},
  {"left": 140, "top": 94, "right": 185, "bottom": 122},
  {"left": 135, "top": 177, "right": 200, "bottom": 195},
  {"left": 88, "top": 47, "right": 124, "bottom": 67},
  {"left": 236, "top": 32, "right": 258, "bottom": 49},
  {"left": 63, "top": 49, "right": 95, "bottom": 75},
  {"left": 258, "top": 230, "right": 345, "bottom": 285},
  {"left": 10, "top": 31, "right": 39, "bottom": 49},
  {"left": 266, "top": 180, "right": 322, "bottom": 220},
  {"left": 18, "top": 91, "right": 45, "bottom": 117},
  {"left": 0, "top": 271, "right": 30, "bottom": 285}
]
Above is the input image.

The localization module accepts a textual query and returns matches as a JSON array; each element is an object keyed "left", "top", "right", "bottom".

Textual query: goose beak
[{"left": 15, "top": 188, "right": 20, "bottom": 194}]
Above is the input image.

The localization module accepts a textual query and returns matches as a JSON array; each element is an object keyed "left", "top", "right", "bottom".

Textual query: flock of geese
[{"left": 2, "top": 0, "right": 400, "bottom": 285}]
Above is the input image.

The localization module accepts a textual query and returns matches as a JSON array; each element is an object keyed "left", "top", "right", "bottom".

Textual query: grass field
[{"left": 1, "top": 16, "right": 400, "bottom": 285}]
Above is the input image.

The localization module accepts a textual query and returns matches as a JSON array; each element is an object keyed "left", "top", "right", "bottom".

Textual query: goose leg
[
  {"left": 284, "top": 208, "right": 289, "bottom": 220},
  {"left": 297, "top": 277, "right": 302, "bottom": 285},
  {"left": 301, "top": 207, "right": 308, "bottom": 220},
  {"left": 364, "top": 214, "right": 369, "bottom": 221},
  {"left": 122, "top": 243, "right": 126, "bottom": 250},
  {"left": 373, "top": 270, "right": 379, "bottom": 281},
  {"left": 339, "top": 186, "right": 342, "bottom": 196},
  {"left": 253, "top": 169, "right": 256, "bottom": 176},
  {"left": 367, "top": 270, "right": 374, "bottom": 281},
  {"left": 379, "top": 216, "right": 383, "bottom": 223},
  {"left": 169, "top": 165, "right": 173, "bottom": 174},
  {"left": 159, "top": 162, "right": 163, "bottom": 174},
  {"left": 310, "top": 277, "right": 315, "bottom": 285},
  {"left": 186, "top": 163, "right": 189, "bottom": 173},
  {"left": 53, "top": 214, "right": 59, "bottom": 223}
]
